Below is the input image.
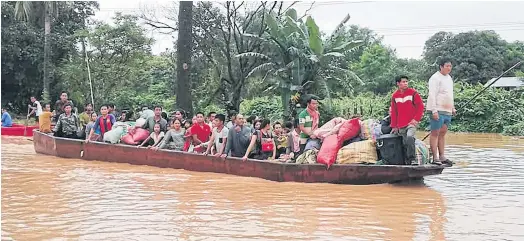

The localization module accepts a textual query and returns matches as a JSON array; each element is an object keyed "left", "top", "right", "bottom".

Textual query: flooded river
[{"left": 2, "top": 134, "right": 523, "bottom": 241}]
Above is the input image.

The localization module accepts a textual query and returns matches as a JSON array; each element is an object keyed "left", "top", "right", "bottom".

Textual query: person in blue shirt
[{"left": 2, "top": 108, "right": 13, "bottom": 127}]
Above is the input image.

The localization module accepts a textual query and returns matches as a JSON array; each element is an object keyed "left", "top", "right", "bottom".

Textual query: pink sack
[
  {"left": 121, "top": 134, "right": 138, "bottom": 145},
  {"left": 317, "top": 135, "right": 343, "bottom": 168},
  {"left": 337, "top": 118, "right": 361, "bottom": 142},
  {"left": 132, "top": 128, "right": 150, "bottom": 142},
  {"left": 313, "top": 117, "right": 346, "bottom": 139}
]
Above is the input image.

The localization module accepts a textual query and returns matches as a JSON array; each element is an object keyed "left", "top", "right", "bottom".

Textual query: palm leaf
[
  {"left": 306, "top": 16, "right": 323, "bottom": 56},
  {"left": 323, "top": 52, "right": 345, "bottom": 58},
  {"left": 235, "top": 52, "right": 270, "bottom": 60},
  {"left": 331, "top": 40, "right": 364, "bottom": 52},
  {"left": 14, "top": 1, "right": 33, "bottom": 21},
  {"left": 245, "top": 62, "right": 276, "bottom": 79}
]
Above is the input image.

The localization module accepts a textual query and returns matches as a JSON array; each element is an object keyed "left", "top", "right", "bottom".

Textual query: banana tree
[{"left": 237, "top": 8, "right": 363, "bottom": 119}]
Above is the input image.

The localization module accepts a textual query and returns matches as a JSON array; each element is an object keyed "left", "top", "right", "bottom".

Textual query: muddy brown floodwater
[{"left": 2, "top": 133, "right": 524, "bottom": 241}]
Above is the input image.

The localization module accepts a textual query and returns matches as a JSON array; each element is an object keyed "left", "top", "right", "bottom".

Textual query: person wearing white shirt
[
  {"left": 426, "top": 58, "right": 456, "bottom": 166},
  {"left": 28, "top": 96, "right": 43, "bottom": 123}
]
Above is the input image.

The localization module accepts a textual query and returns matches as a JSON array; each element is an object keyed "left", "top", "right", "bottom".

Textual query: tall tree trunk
[
  {"left": 175, "top": 1, "right": 194, "bottom": 115},
  {"left": 42, "top": 4, "right": 51, "bottom": 103}
]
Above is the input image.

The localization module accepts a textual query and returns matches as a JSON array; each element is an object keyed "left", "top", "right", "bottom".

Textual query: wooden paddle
[
  {"left": 421, "top": 61, "right": 522, "bottom": 141},
  {"left": 23, "top": 106, "right": 30, "bottom": 136}
]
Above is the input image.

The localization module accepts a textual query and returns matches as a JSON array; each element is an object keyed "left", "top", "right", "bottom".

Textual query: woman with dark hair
[
  {"left": 153, "top": 119, "right": 186, "bottom": 151},
  {"left": 242, "top": 119, "right": 276, "bottom": 161}
]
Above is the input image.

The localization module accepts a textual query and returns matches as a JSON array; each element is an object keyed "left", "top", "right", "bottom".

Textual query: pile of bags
[
  {"left": 101, "top": 118, "right": 150, "bottom": 145},
  {"left": 293, "top": 116, "right": 431, "bottom": 167},
  {"left": 120, "top": 118, "right": 150, "bottom": 145}
]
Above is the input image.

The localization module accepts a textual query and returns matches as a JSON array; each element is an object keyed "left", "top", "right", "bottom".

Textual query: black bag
[
  {"left": 376, "top": 134, "right": 407, "bottom": 165},
  {"left": 380, "top": 116, "right": 392, "bottom": 134}
]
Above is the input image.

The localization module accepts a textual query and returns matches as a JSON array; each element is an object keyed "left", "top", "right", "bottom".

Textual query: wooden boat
[
  {"left": 32, "top": 130, "right": 445, "bottom": 184},
  {"left": 1, "top": 123, "right": 39, "bottom": 137}
]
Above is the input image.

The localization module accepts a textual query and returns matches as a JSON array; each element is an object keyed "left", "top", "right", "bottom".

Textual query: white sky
[{"left": 94, "top": 0, "right": 524, "bottom": 59}]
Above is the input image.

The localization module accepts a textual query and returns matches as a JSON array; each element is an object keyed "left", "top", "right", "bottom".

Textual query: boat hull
[{"left": 32, "top": 130, "right": 444, "bottom": 184}]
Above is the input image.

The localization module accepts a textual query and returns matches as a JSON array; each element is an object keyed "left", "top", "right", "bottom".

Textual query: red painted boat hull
[
  {"left": 32, "top": 130, "right": 444, "bottom": 184},
  {"left": 1, "top": 124, "right": 38, "bottom": 137}
]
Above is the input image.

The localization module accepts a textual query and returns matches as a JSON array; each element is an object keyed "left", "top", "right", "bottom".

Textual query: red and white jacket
[{"left": 390, "top": 88, "right": 425, "bottom": 128}]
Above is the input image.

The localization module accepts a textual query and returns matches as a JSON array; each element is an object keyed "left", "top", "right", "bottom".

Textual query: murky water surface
[{"left": 2, "top": 134, "right": 524, "bottom": 240}]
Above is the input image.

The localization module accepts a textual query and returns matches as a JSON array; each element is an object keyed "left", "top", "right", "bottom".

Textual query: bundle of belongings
[
  {"left": 101, "top": 118, "right": 150, "bottom": 145},
  {"left": 292, "top": 115, "right": 430, "bottom": 167}
]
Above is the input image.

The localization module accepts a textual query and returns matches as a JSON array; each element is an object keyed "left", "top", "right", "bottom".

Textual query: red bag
[
  {"left": 258, "top": 131, "right": 274, "bottom": 152},
  {"left": 337, "top": 118, "right": 361, "bottom": 142},
  {"left": 317, "top": 134, "right": 342, "bottom": 168}
]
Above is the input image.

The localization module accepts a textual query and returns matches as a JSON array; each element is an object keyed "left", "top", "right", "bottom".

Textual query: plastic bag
[{"left": 103, "top": 126, "right": 124, "bottom": 144}]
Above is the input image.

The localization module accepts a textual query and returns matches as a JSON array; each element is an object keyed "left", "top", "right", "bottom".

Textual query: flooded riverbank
[{"left": 2, "top": 134, "right": 523, "bottom": 240}]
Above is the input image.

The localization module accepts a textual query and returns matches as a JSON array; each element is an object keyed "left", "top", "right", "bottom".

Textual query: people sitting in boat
[
  {"left": 39, "top": 104, "right": 53, "bottom": 133},
  {"left": 28, "top": 96, "right": 42, "bottom": 124},
  {"left": 107, "top": 103, "right": 118, "bottom": 119},
  {"left": 139, "top": 123, "right": 165, "bottom": 148},
  {"left": 243, "top": 119, "right": 277, "bottom": 161},
  {"left": 183, "top": 119, "right": 194, "bottom": 152},
  {"left": 54, "top": 91, "right": 74, "bottom": 122},
  {"left": 222, "top": 114, "right": 251, "bottom": 158},
  {"left": 272, "top": 121, "right": 288, "bottom": 158},
  {"left": 84, "top": 112, "right": 99, "bottom": 140},
  {"left": 298, "top": 96, "right": 321, "bottom": 154},
  {"left": 252, "top": 119, "right": 262, "bottom": 134},
  {"left": 53, "top": 103, "right": 80, "bottom": 139},
  {"left": 172, "top": 110, "right": 185, "bottom": 125},
  {"left": 390, "top": 75, "right": 425, "bottom": 165},
  {"left": 142, "top": 106, "right": 168, "bottom": 134},
  {"left": 191, "top": 112, "right": 212, "bottom": 153},
  {"left": 225, "top": 111, "right": 237, "bottom": 129},
  {"left": 286, "top": 119, "right": 301, "bottom": 159},
  {"left": 1, "top": 108, "right": 13, "bottom": 127},
  {"left": 78, "top": 103, "right": 94, "bottom": 131},
  {"left": 206, "top": 111, "right": 216, "bottom": 130},
  {"left": 86, "top": 105, "right": 116, "bottom": 142},
  {"left": 153, "top": 119, "right": 186, "bottom": 151},
  {"left": 204, "top": 114, "right": 229, "bottom": 156}
]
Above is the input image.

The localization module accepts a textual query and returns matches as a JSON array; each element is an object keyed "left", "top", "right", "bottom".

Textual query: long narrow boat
[
  {"left": 32, "top": 130, "right": 445, "bottom": 184},
  {"left": 1, "top": 123, "right": 39, "bottom": 137}
]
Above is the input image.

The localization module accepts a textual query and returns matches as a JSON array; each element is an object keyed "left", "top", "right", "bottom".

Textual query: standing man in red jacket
[{"left": 390, "top": 75, "right": 425, "bottom": 164}]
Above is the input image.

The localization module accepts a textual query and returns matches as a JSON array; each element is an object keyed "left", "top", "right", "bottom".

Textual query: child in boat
[
  {"left": 39, "top": 104, "right": 53, "bottom": 133},
  {"left": 183, "top": 119, "right": 193, "bottom": 152},
  {"left": 139, "top": 123, "right": 165, "bottom": 148},
  {"left": 285, "top": 119, "right": 301, "bottom": 160},
  {"left": 85, "top": 112, "right": 99, "bottom": 141}
]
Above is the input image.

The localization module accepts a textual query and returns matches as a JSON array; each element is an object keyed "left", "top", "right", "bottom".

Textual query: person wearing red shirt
[
  {"left": 390, "top": 75, "right": 425, "bottom": 164},
  {"left": 191, "top": 112, "right": 211, "bottom": 153}
]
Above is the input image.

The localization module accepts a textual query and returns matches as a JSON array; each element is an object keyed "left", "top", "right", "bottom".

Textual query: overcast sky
[{"left": 94, "top": 0, "right": 524, "bottom": 59}]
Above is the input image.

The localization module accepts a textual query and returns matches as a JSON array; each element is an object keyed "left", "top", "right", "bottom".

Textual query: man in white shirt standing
[
  {"left": 28, "top": 96, "right": 43, "bottom": 124},
  {"left": 426, "top": 58, "right": 456, "bottom": 166}
]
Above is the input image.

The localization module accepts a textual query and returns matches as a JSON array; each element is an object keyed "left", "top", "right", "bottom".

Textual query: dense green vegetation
[{"left": 2, "top": 2, "right": 523, "bottom": 135}]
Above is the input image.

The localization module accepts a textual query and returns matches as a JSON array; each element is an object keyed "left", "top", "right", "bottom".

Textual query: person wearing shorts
[{"left": 426, "top": 58, "right": 456, "bottom": 166}]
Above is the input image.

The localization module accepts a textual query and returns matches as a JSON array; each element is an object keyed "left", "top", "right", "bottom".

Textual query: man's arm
[
  {"left": 205, "top": 131, "right": 216, "bottom": 154},
  {"left": 223, "top": 128, "right": 234, "bottom": 156},
  {"left": 413, "top": 92, "right": 425, "bottom": 122},
  {"left": 427, "top": 76, "right": 439, "bottom": 113},
  {"left": 390, "top": 96, "right": 398, "bottom": 128},
  {"left": 192, "top": 133, "right": 202, "bottom": 145}
]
